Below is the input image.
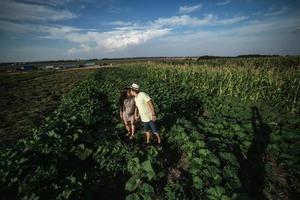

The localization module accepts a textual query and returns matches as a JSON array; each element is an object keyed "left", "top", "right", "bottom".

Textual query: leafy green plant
[{"left": 125, "top": 158, "right": 156, "bottom": 200}]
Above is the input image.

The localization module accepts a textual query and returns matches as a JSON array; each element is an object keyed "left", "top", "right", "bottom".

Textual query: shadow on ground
[{"left": 234, "top": 106, "right": 271, "bottom": 200}]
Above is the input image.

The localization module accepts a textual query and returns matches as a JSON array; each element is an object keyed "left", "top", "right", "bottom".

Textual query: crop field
[
  {"left": 0, "top": 69, "right": 99, "bottom": 147},
  {"left": 0, "top": 57, "right": 299, "bottom": 199}
]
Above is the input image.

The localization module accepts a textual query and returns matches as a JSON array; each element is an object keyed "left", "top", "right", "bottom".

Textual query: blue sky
[{"left": 0, "top": 0, "right": 299, "bottom": 62}]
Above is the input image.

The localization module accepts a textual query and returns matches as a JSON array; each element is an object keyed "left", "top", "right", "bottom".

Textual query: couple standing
[{"left": 119, "top": 83, "right": 161, "bottom": 145}]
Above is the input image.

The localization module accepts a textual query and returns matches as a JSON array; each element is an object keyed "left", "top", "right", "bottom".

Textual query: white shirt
[{"left": 134, "top": 92, "right": 152, "bottom": 122}]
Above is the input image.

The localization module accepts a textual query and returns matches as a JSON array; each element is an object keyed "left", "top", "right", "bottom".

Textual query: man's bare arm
[
  {"left": 134, "top": 107, "right": 139, "bottom": 120},
  {"left": 147, "top": 100, "right": 157, "bottom": 121}
]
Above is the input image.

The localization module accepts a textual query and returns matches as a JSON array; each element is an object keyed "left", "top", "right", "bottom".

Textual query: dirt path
[{"left": 0, "top": 68, "right": 100, "bottom": 147}]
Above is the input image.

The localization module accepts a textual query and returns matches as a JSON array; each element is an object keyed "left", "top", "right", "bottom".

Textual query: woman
[{"left": 119, "top": 88, "right": 138, "bottom": 139}]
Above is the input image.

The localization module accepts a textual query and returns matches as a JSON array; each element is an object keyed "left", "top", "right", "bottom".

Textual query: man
[{"left": 129, "top": 83, "right": 161, "bottom": 145}]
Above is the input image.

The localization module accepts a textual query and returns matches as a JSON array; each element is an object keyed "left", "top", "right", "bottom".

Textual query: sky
[{"left": 0, "top": 0, "right": 299, "bottom": 62}]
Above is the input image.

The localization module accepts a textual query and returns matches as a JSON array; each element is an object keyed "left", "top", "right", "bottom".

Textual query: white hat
[{"left": 130, "top": 83, "right": 140, "bottom": 90}]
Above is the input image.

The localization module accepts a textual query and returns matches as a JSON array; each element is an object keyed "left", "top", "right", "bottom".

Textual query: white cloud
[
  {"left": 67, "top": 47, "right": 77, "bottom": 54},
  {"left": 43, "top": 26, "right": 83, "bottom": 35},
  {"left": 229, "top": 16, "right": 300, "bottom": 36},
  {"left": 2, "top": 10, "right": 300, "bottom": 62},
  {"left": 0, "top": 11, "right": 248, "bottom": 53},
  {"left": 40, "top": 26, "right": 94, "bottom": 43},
  {"left": 179, "top": 4, "right": 202, "bottom": 14},
  {"left": 80, "top": 44, "right": 91, "bottom": 52},
  {"left": 108, "top": 21, "right": 134, "bottom": 26},
  {"left": 41, "top": 13, "right": 299, "bottom": 53},
  {"left": 153, "top": 14, "right": 248, "bottom": 27},
  {"left": 264, "top": 6, "right": 289, "bottom": 17},
  {"left": 99, "top": 28, "right": 171, "bottom": 51},
  {"left": 217, "top": 0, "right": 231, "bottom": 6},
  {"left": 0, "top": 20, "right": 37, "bottom": 33},
  {"left": 43, "top": 25, "right": 171, "bottom": 52},
  {"left": 68, "top": 44, "right": 92, "bottom": 54},
  {"left": 153, "top": 16, "right": 300, "bottom": 57},
  {"left": 217, "top": 16, "right": 249, "bottom": 25},
  {"left": 0, "top": 0, "right": 77, "bottom": 22},
  {"left": 154, "top": 14, "right": 215, "bottom": 26},
  {"left": 160, "top": 15, "right": 300, "bottom": 44}
]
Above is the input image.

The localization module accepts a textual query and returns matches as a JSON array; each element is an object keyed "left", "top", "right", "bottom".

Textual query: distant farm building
[
  {"left": 84, "top": 62, "right": 95, "bottom": 67},
  {"left": 20, "top": 65, "right": 34, "bottom": 71},
  {"left": 45, "top": 65, "right": 54, "bottom": 70},
  {"left": 62, "top": 63, "right": 77, "bottom": 68}
]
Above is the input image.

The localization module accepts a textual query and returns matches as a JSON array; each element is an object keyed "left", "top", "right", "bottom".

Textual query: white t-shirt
[{"left": 134, "top": 92, "right": 152, "bottom": 122}]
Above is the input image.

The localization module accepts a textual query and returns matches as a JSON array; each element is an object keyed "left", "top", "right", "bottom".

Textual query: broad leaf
[{"left": 125, "top": 175, "right": 141, "bottom": 192}]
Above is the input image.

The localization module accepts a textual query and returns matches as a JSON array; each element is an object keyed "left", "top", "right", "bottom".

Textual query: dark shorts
[{"left": 143, "top": 120, "right": 159, "bottom": 134}]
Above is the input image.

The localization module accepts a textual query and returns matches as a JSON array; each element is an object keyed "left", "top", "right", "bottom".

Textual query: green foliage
[
  {"left": 125, "top": 158, "right": 156, "bottom": 200},
  {"left": 1, "top": 61, "right": 299, "bottom": 199},
  {"left": 206, "top": 186, "right": 230, "bottom": 200},
  {"left": 141, "top": 160, "right": 155, "bottom": 180},
  {"left": 193, "top": 176, "right": 203, "bottom": 189},
  {"left": 125, "top": 193, "right": 140, "bottom": 200},
  {"left": 72, "top": 144, "right": 93, "bottom": 160},
  {"left": 126, "top": 175, "right": 141, "bottom": 192}
]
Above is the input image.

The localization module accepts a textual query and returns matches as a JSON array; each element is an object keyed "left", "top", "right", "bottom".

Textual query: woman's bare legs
[
  {"left": 130, "top": 123, "right": 135, "bottom": 139},
  {"left": 124, "top": 120, "right": 131, "bottom": 136}
]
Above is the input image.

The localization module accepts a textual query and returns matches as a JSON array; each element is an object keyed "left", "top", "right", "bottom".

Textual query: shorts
[{"left": 143, "top": 120, "right": 159, "bottom": 134}]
